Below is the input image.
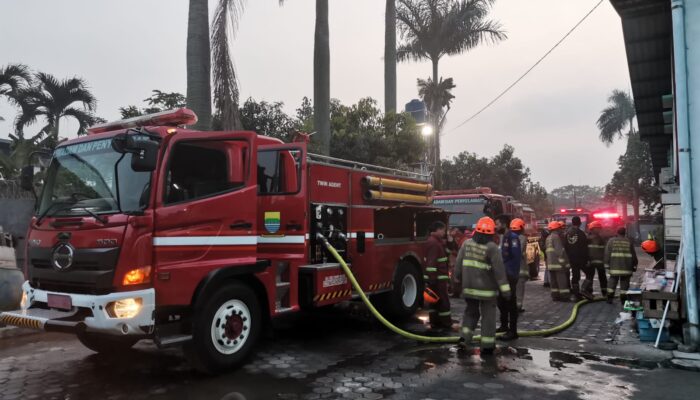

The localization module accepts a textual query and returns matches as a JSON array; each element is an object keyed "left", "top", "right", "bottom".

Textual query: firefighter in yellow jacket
[
  {"left": 605, "top": 227, "right": 638, "bottom": 304},
  {"left": 454, "top": 217, "right": 510, "bottom": 354},
  {"left": 545, "top": 221, "right": 571, "bottom": 301}
]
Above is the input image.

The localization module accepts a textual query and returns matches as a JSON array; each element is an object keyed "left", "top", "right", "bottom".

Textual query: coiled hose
[{"left": 319, "top": 236, "right": 602, "bottom": 344}]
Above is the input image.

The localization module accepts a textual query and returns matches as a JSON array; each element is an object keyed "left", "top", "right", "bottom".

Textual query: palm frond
[
  {"left": 212, "top": 0, "right": 245, "bottom": 130},
  {"left": 397, "top": 0, "right": 505, "bottom": 64},
  {"left": 597, "top": 89, "right": 636, "bottom": 145},
  {"left": 0, "top": 63, "right": 32, "bottom": 93},
  {"left": 62, "top": 107, "right": 99, "bottom": 135}
]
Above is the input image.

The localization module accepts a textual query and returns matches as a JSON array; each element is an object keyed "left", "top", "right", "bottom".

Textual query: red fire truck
[
  {"left": 0, "top": 109, "right": 447, "bottom": 372},
  {"left": 432, "top": 188, "right": 540, "bottom": 277}
]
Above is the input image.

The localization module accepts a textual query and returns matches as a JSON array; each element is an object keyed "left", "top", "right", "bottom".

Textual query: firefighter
[
  {"left": 424, "top": 221, "right": 452, "bottom": 330},
  {"left": 510, "top": 218, "right": 529, "bottom": 312},
  {"left": 586, "top": 221, "right": 608, "bottom": 297},
  {"left": 545, "top": 221, "right": 571, "bottom": 301},
  {"left": 564, "top": 216, "right": 590, "bottom": 300},
  {"left": 454, "top": 217, "right": 511, "bottom": 353},
  {"left": 605, "top": 227, "right": 638, "bottom": 305},
  {"left": 495, "top": 215, "right": 521, "bottom": 340}
]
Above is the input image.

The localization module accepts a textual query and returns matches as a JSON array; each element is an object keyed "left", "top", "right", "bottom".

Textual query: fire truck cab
[{"left": 0, "top": 109, "right": 445, "bottom": 372}]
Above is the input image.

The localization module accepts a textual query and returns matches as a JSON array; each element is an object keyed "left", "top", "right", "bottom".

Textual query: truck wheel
[
  {"left": 379, "top": 261, "right": 423, "bottom": 319},
  {"left": 188, "top": 282, "right": 261, "bottom": 373},
  {"left": 77, "top": 331, "right": 138, "bottom": 354}
]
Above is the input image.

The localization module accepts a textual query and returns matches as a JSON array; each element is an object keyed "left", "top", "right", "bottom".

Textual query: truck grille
[{"left": 28, "top": 247, "right": 120, "bottom": 295}]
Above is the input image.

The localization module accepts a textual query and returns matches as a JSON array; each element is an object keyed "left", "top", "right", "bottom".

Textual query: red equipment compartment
[{"left": 300, "top": 264, "right": 353, "bottom": 306}]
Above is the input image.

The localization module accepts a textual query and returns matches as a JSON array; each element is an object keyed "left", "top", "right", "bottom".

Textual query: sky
[{"left": 0, "top": 0, "right": 631, "bottom": 191}]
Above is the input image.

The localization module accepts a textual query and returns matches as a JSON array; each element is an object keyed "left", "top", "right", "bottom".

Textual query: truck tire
[
  {"left": 77, "top": 331, "right": 138, "bottom": 354},
  {"left": 379, "top": 261, "right": 423, "bottom": 319},
  {"left": 187, "top": 282, "right": 261, "bottom": 373}
]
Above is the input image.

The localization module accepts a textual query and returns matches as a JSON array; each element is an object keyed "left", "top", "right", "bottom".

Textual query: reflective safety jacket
[
  {"left": 518, "top": 234, "right": 529, "bottom": 278},
  {"left": 545, "top": 232, "right": 569, "bottom": 271},
  {"left": 454, "top": 239, "right": 510, "bottom": 300},
  {"left": 587, "top": 233, "right": 606, "bottom": 267},
  {"left": 604, "top": 236, "right": 638, "bottom": 276},
  {"left": 424, "top": 234, "right": 450, "bottom": 285}
]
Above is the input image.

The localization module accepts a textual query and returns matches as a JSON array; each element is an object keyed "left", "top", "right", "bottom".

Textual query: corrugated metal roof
[{"left": 610, "top": 0, "right": 673, "bottom": 175}]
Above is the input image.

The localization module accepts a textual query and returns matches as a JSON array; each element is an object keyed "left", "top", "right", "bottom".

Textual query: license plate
[{"left": 47, "top": 294, "right": 72, "bottom": 311}]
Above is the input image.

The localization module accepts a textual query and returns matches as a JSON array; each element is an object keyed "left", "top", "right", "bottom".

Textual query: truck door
[
  {"left": 153, "top": 135, "right": 257, "bottom": 305},
  {"left": 256, "top": 143, "right": 306, "bottom": 310}
]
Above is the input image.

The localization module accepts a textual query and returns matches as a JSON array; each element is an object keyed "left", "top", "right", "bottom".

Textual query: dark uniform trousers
[{"left": 426, "top": 257, "right": 452, "bottom": 328}]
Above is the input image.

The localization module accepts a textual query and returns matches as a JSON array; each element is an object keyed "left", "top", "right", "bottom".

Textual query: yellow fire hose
[{"left": 320, "top": 236, "right": 603, "bottom": 344}]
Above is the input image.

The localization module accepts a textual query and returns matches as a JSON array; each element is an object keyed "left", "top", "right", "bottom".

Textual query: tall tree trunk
[
  {"left": 620, "top": 198, "right": 628, "bottom": 230},
  {"left": 187, "top": 0, "right": 212, "bottom": 130},
  {"left": 384, "top": 0, "right": 396, "bottom": 115},
  {"left": 430, "top": 58, "right": 441, "bottom": 188},
  {"left": 314, "top": 0, "right": 331, "bottom": 155},
  {"left": 632, "top": 188, "right": 641, "bottom": 241}
]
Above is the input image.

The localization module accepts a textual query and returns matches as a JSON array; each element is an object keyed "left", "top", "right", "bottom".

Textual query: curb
[{"left": 0, "top": 324, "right": 41, "bottom": 340}]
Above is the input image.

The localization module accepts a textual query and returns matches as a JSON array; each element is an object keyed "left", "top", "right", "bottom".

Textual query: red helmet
[
  {"left": 510, "top": 218, "right": 526, "bottom": 232},
  {"left": 423, "top": 287, "right": 439, "bottom": 304},
  {"left": 588, "top": 221, "right": 602, "bottom": 230},
  {"left": 641, "top": 240, "right": 659, "bottom": 254},
  {"left": 475, "top": 217, "right": 496, "bottom": 235}
]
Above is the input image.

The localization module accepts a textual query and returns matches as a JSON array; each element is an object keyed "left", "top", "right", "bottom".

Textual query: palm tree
[
  {"left": 211, "top": 0, "right": 244, "bottom": 130},
  {"left": 0, "top": 64, "right": 32, "bottom": 121},
  {"left": 385, "top": 0, "right": 397, "bottom": 114},
  {"left": 417, "top": 76, "right": 455, "bottom": 187},
  {"left": 397, "top": 0, "right": 506, "bottom": 86},
  {"left": 596, "top": 89, "right": 637, "bottom": 234},
  {"left": 14, "top": 72, "right": 98, "bottom": 148},
  {"left": 314, "top": 0, "right": 330, "bottom": 155},
  {"left": 397, "top": 0, "right": 505, "bottom": 187},
  {"left": 278, "top": 0, "right": 330, "bottom": 155},
  {"left": 186, "top": 0, "right": 212, "bottom": 130},
  {"left": 596, "top": 89, "right": 636, "bottom": 145}
]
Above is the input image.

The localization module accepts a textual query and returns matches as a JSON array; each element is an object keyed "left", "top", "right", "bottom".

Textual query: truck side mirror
[
  {"left": 111, "top": 133, "right": 159, "bottom": 172},
  {"left": 19, "top": 166, "right": 34, "bottom": 191},
  {"left": 129, "top": 139, "right": 159, "bottom": 172}
]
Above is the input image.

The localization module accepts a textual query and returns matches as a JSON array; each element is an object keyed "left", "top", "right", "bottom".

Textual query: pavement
[{"left": 1, "top": 253, "right": 698, "bottom": 400}]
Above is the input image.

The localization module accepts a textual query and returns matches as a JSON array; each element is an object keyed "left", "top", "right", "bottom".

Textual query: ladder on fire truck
[{"left": 307, "top": 153, "right": 430, "bottom": 181}]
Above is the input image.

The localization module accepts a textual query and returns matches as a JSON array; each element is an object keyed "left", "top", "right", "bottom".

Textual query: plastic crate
[{"left": 637, "top": 318, "right": 669, "bottom": 342}]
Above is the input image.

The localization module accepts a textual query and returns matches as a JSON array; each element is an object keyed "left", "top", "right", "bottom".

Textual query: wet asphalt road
[{"left": 1, "top": 304, "right": 700, "bottom": 400}]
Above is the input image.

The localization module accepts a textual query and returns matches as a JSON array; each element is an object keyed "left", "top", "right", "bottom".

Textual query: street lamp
[{"left": 421, "top": 124, "right": 434, "bottom": 136}]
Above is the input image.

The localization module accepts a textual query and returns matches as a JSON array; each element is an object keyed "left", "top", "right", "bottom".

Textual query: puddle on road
[{"left": 516, "top": 347, "right": 668, "bottom": 371}]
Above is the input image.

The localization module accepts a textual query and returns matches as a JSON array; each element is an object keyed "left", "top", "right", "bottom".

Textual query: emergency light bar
[
  {"left": 593, "top": 212, "right": 620, "bottom": 219},
  {"left": 88, "top": 108, "right": 198, "bottom": 134}
]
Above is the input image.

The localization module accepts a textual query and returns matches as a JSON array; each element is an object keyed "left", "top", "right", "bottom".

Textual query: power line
[{"left": 446, "top": 0, "right": 605, "bottom": 135}]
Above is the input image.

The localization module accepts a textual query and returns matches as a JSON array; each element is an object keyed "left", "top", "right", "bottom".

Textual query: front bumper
[{"left": 0, "top": 281, "right": 155, "bottom": 336}]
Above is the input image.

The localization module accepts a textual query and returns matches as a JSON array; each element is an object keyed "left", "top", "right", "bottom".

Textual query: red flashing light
[
  {"left": 560, "top": 209, "right": 567, "bottom": 213},
  {"left": 593, "top": 212, "right": 620, "bottom": 219},
  {"left": 577, "top": 208, "right": 582, "bottom": 212},
  {"left": 88, "top": 108, "right": 198, "bottom": 134}
]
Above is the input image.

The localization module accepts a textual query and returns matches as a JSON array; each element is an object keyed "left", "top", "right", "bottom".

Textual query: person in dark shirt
[
  {"left": 495, "top": 215, "right": 521, "bottom": 340},
  {"left": 564, "top": 216, "right": 590, "bottom": 300}
]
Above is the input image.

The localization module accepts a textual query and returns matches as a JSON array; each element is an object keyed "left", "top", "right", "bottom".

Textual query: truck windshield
[
  {"left": 37, "top": 138, "right": 152, "bottom": 217},
  {"left": 434, "top": 198, "right": 486, "bottom": 229}
]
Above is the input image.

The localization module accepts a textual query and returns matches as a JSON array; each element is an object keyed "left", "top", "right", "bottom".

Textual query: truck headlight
[{"left": 106, "top": 298, "right": 142, "bottom": 319}]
